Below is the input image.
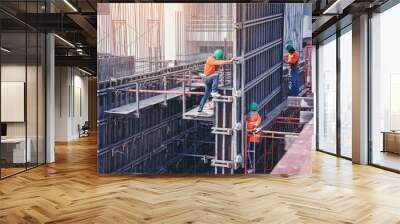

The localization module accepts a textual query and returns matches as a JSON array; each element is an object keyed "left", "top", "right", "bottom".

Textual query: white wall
[
  {"left": 55, "top": 67, "right": 69, "bottom": 141},
  {"left": 54, "top": 67, "right": 89, "bottom": 141},
  {"left": 71, "top": 73, "right": 89, "bottom": 138},
  {"left": 1, "top": 65, "right": 41, "bottom": 137},
  {"left": 1, "top": 65, "right": 26, "bottom": 139}
]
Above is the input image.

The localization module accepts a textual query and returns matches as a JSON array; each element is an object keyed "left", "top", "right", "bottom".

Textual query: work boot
[
  {"left": 211, "top": 92, "right": 221, "bottom": 98},
  {"left": 205, "top": 101, "right": 214, "bottom": 110},
  {"left": 197, "top": 110, "right": 208, "bottom": 115}
]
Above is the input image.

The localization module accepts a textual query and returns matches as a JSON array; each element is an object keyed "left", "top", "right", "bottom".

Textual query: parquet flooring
[
  {"left": 1, "top": 167, "right": 26, "bottom": 178},
  {"left": 1, "top": 135, "right": 400, "bottom": 223}
]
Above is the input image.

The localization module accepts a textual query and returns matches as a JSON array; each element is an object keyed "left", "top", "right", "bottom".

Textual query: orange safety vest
[
  {"left": 287, "top": 51, "right": 299, "bottom": 66},
  {"left": 246, "top": 111, "right": 261, "bottom": 143},
  {"left": 204, "top": 56, "right": 231, "bottom": 76}
]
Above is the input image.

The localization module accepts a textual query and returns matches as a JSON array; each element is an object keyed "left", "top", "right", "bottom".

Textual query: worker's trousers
[
  {"left": 289, "top": 66, "right": 299, "bottom": 96},
  {"left": 247, "top": 141, "right": 257, "bottom": 170},
  {"left": 198, "top": 74, "right": 219, "bottom": 112}
]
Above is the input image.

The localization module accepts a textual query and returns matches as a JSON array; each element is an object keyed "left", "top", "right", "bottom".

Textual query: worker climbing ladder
[{"left": 181, "top": 64, "right": 238, "bottom": 174}]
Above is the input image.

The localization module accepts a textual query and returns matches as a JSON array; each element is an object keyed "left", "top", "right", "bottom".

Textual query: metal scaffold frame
[
  {"left": 207, "top": 3, "right": 287, "bottom": 174},
  {"left": 97, "top": 60, "right": 212, "bottom": 173}
]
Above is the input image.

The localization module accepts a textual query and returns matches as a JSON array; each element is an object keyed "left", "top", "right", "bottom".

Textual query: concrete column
[
  {"left": 46, "top": 33, "right": 55, "bottom": 163},
  {"left": 45, "top": 0, "right": 55, "bottom": 163},
  {"left": 352, "top": 14, "right": 369, "bottom": 164}
]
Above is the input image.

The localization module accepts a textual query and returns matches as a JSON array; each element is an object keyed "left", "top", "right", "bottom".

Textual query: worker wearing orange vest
[
  {"left": 284, "top": 44, "right": 300, "bottom": 96},
  {"left": 246, "top": 102, "right": 261, "bottom": 174},
  {"left": 198, "top": 49, "right": 236, "bottom": 113}
]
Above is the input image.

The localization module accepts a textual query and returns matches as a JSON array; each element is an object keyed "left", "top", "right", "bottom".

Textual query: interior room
[
  {"left": 0, "top": 0, "right": 400, "bottom": 223},
  {"left": 0, "top": 14, "right": 46, "bottom": 178},
  {"left": 0, "top": 0, "right": 97, "bottom": 179},
  {"left": 54, "top": 66, "right": 96, "bottom": 142}
]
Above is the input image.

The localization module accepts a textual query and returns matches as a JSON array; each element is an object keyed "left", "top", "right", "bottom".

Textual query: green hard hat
[
  {"left": 285, "top": 44, "right": 295, "bottom": 52},
  {"left": 250, "top": 102, "right": 258, "bottom": 111},
  {"left": 214, "top": 49, "right": 224, "bottom": 60}
]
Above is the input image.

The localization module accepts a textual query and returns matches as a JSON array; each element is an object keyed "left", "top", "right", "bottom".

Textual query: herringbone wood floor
[{"left": 1, "top": 135, "right": 400, "bottom": 224}]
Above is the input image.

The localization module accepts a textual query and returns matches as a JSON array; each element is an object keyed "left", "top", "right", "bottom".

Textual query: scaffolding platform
[
  {"left": 271, "top": 120, "right": 313, "bottom": 175},
  {"left": 287, "top": 96, "right": 313, "bottom": 109},
  {"left": 105, "top": 82, "right": 205, "bottom": 115},
  {"left": 183, "top": 105, "right": 214, "bottom": 122},
  {"left": 105, "top": 91, "right": 181, "bottom": 115}
]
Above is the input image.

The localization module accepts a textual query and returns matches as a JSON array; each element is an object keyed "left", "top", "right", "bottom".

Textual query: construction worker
[
  {"left": 198, "top": 49, "right": 236, "bottom": 113},
  {"left": 285, "top": 44, "right": 300, "bottom": 96},
  {"left": 246, "top": 102, "right": 261, "bottom": 174}
]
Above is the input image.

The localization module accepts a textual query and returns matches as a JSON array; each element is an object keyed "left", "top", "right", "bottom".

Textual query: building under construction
[{"left": 97, "top": 3, "right": 313, "bottom": 174}]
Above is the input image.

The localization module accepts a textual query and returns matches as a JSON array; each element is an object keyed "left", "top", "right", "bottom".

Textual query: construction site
[{"left": 97, "top": 3, "right": 313, "bottom": 175}]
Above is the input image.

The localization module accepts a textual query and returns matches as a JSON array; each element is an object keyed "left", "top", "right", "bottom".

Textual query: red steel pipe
[
  {"left": 276, "top": 117, "right": 300, "bottom": 121},
  {"left": 128, "top": 89, "right": 205, "bottom": 95},
  {"left": 263, "top": 137, "right": 267, "bottom": 174}
]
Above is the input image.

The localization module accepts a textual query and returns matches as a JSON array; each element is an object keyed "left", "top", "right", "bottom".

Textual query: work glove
[
  {"left": 230, "top": 57, "right": 240, "bottom": 63},
  {"left": 252, "top": 128, "right": 261, "bottom": 134}
]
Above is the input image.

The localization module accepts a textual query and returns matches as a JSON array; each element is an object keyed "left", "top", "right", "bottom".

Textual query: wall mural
[{"left": 97, "top": 3, "right": 313, "bottom": 175}]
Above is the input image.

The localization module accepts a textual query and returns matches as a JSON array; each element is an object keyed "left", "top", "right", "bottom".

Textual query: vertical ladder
[{"left": 211, "top": 88, "right": 235, "bottom": 174}]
